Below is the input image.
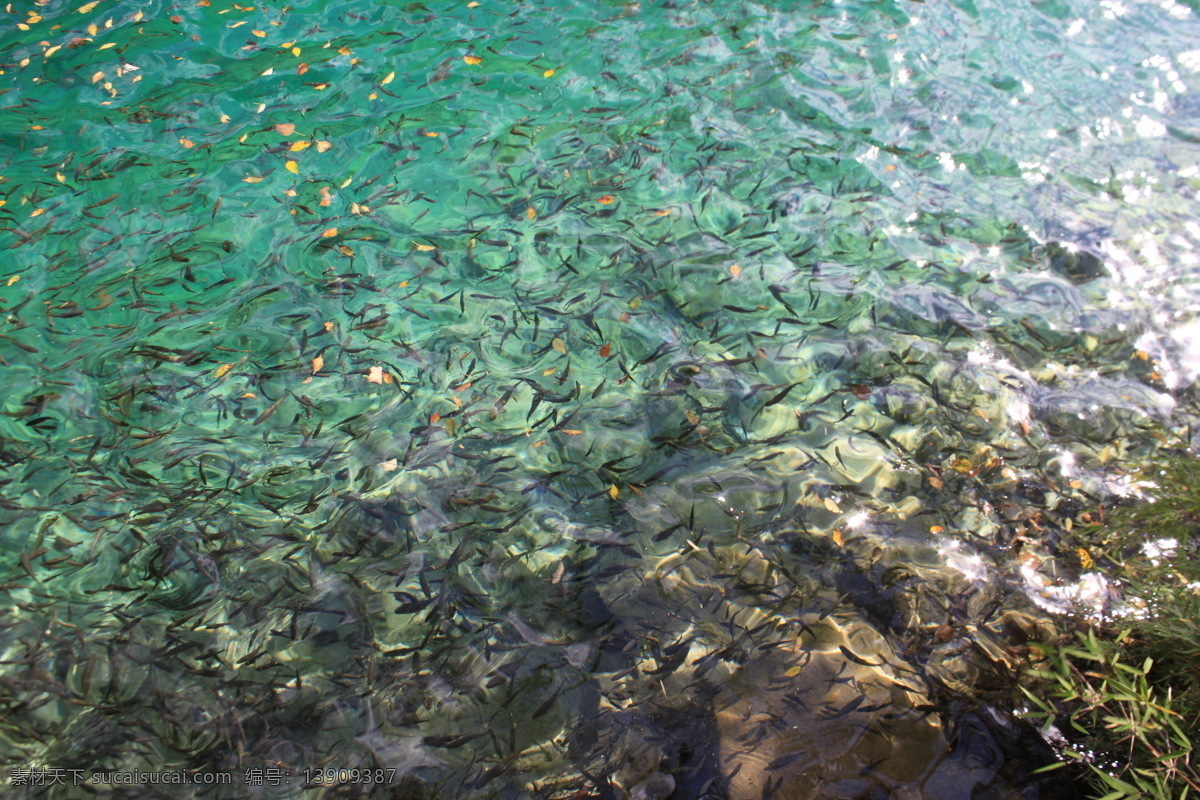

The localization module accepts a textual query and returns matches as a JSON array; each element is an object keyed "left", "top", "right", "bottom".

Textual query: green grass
[{"left": 1022, "top": 452, "right": 1200, "bottom": 799}]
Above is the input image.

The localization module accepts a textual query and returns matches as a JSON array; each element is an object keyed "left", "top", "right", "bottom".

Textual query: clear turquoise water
[{"left": 3, "top": 0, "right": 1200, "bottom": 797}]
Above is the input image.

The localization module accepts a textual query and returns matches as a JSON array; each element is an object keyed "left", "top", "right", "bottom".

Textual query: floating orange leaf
[
  {"left": 311, "top": 355, "right": 323, "bottom": 373},
  {"left": 608, "top": 484, "right": 619, "bottom": 500},
  {"left": 729, "top": 264, "right": 740, "bottom": 278},
  {"left": 321, "top": 227, "right": 338, "bottom": 238},
  {"left": 180, "top": 137, "right": 195, "bottom": 148},
  {"left": 597, "top": 195, "right": 615, "bottom": 204},
  {"left": 429, "top": 412, "right": 440, "bottom": 424},
  {"left": 562, "top": 429, "right": 583, "bottom": 435},
  {"left": 367, "top": 366, "right": 385, "bottom": 384},
  {"left": 525, "top": 206, "right": 537, "bottom": 220},
  {"left": 274, "top": 123, "right": 295, "bottom": 135},
  {"left": 599, "top": 343, "right": 611, "bottom": 357},
  {"left": 297, "top": 63, "right": 309, "bottom": 75},
  {"left": 214, "top": 363, "right": 233, "bottom": 378}
]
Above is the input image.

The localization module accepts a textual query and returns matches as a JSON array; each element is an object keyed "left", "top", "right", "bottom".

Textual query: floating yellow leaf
[
  {"left": 367, "top": 366, "right": 385, "bottom": 384},
  {"left": 214, "top": 363, "right": 233, "bottom": 378},
  {"left": 44, "top": 45, "right": 61, "bottom": 58},
  {"left": 78, "top": 1, "right": 98, "bottom": 13},
  {"left": 321, "top": 227, "right": 338, "bottom": 237},
  {"left": 6, "top": 275, "right": 19, "bottom": 286},
  {"left": 368, "top": 92, "right": 378, "bottom": 100},
  {"left": 285, "top": 160, "right": 299, "bottom": 174},
  {"left": 831, "top": 528, "right": 844, "bottom": 546},
  {"left": 30, "top": 208, "right": 45, "bottom": 218},
  {"left": 261, "top": 67, "right": 274, "bottom": 76},
  {"left": 252, "top": 29, "right": 266, "bottom": 36},
  {"left": 414, "top": 243, "right": 436, "bottom": 251},
  {"left": 219, "top": 113, "right": 230, "bottom": 123},
  {"left": 381, "top": 71, "right": 395, "bottom": 85},
  {"left": 467, "top": 1, "right": 480, "bottom": 6},
  {"left": 543, "top": 68, "right": 555, "bottom": 77},
  {"left": 542, "top": 367, "right": 557, "bottom": 376},
  {"left": 551, "top": 337, "right": 567, "bottom": 354},
  {"left": 337, "top": 245, "right": 353, "bottom": 256},
  {"left": 654, "top": 209, "right": 671, "bottom": 216},
  {"left": 1078, "top": 547, "right": 1094, "bottom": 569},
  {"left": 323, "top": 320, "right": 334, "bottom": 332},
  {"left": 464, "top": 54, "right": 482, "bottom": 65},
  {"left": 311, "top": 355, "right": 323, "bottom": 373},
  {"left": 98, "top": 42, "right": 116, "bottom": 50},
  {"left": 87, "top": 23, "right": 98, "bottom": 34},
  {"left": 240, "top": 392, "right": 256, "bottom": 399},
  {"left": 243, "top": 176, "right": 265, "bottom": 183},
  {"left": 290, "top": 140, "right": 311, "bottom": 152},
  {"left": 424, "top": 131, "right": 439, "bottom": 137},
  {"left": 608, "top": 484, "right": 619, "bottom": 500},
  {"left": 92, "top": 70, "right": 104, "bottom": 83},
  {"left": 729, "top": 264, "right": 741, "bottom": 278},
  {"left": 55, "top": 172, "right": 66, "bottom": 182},
  {"left": 291, "top": 46, "right": 301, "bottom": 56},
  {"left": 274, "top": 123, "right": 295, "bottom": 135},
  {"left": 316, "top": 140, "right": 332, "bottom": 152},
  {"left": 562, "top": 429, "right": 583, "bottom": 435},
  {"left": 525, "top": 206, "right": 537, "bottom": 220},
  {"left": 823, "top": 497, "right": 841, "bottom": 514}
]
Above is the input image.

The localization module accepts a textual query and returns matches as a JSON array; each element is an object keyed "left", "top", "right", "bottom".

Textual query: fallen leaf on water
[
  {"left": 381, "top": 71, "right": 395, "bottom": 85},
  {"left": 562, "top": 429, "right": 583, "bottom": 435},
  {"left": 215, "top": 364, "right": 233, "bottom": 378},
  {"left": 367, "top": 366, "right": 385, "bottom": 384},
  {"left": 543, "top": 68, "right": 555, "bottom": 77},
  {"left": 285, "top": 161, "right": 299, "bottom": 174},
  {"left": 832, "top": 529, "right": 844, "bottom": 546},
  {"left": 290, "top": 140, "right": 310, "bottom": 152},
  {"left": 274, "top": 123, "right": 295, "bottom": 135},
  {"left": 608, "top": 485, "right": 619, "bottom": 500},
  {"left": 543, "top": 367, "right": 557, "bottom": 376},
  {"left": 414, "top": 243, "right": 436, "bottom": 251},
  {"left": 823, "top": 497, "right": 841, "bottom": 514},
  {"left": 321, "top": 227, "right": 338, "bottom": 237},
  {"left": 243, "top": 176, "right": 265, "bottom": 183},
  {"left": 598, "top": 195, "right": 615, "bottom": 204},
  {"left": 312, "top": 355, "right": 323, "bottom": 373},
  {"left": 381, "top": 458, "right": 398, "bottom": 472},
  {"left": 316, "top": 140, "right": 332, "bottom": 152},
  {"left": 599, "top": 343, "right": 611, "bottom": 357},
  {"left": 463, "top": 55, "right": 482, "bottom": 65},
  {"left": 323, "top": 321, "right": 334, "bottom": 332},
  {"left": 551, "top": 337, "right": 567, "bottom": 354},
  {"left": 525, "top": 206, "right": 537, "bottom": 220},
  {"left": 92, "top": 70, "right": 104, "bottom": 83},
  {"left": 429, "top": 412, "right": 440, "bottom": 424}
]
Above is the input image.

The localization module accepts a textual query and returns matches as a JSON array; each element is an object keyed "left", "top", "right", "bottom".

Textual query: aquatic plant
[{"left": 1022, "top": 452, "right": 1200, "bottom": 799}]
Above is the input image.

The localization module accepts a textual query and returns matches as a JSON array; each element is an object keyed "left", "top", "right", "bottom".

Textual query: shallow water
[{"left": 3, "top": 0, "right": 1200, "bottom": 797}]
